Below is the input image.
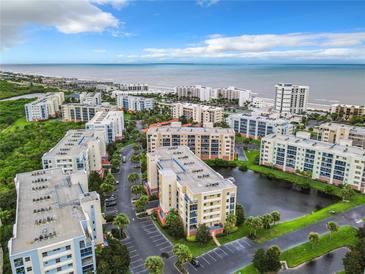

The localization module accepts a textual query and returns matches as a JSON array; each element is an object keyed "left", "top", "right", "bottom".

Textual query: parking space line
[
  {"left": 132, "top": 263, "right": 145, "bottom": 270},
  {"left": 188, "top": 265, "right": 198, "bottom": 272},
  {"left": 213, "top": 249, "right": 223, "bottom": 259},
  {"left": 207, "top": 253, "right": 217, "bottom": 262},
  {"left": 156, "top": 241, "right": 170, "bottom": 247},
  {"left": 130, "top": 254, "right": 140, "bottom": 259},
  {"left": 222, "top": 245, "right": 235, "bottom": 254},
  {"left": 139, "top": 220, "right": 151, "bottom": 224},
  {"left": 200, "top": 256, "right": 210, "bottom": 265},
  {"left": 129, "top": 249, "right": 137, "bottom": 253},
  {"left": 134, "top": 269, "right": 148, "bottom": 274},
  {"left": 150, "top": 234, "right": 163, "bottom": 239},
  {"left": 143, "top": 223, "right": 155, "bottom": 228},
  {"left": 160, "top": 245, "right": 172, "bottom": 251},
  {"left": 219, "top": 248, "right": 228, "bottom": 256},
  {"left": 146, "top": 230, "right": 160, "bottom": 235},
  {"left": 152, "top": 238, "right": 165, "bottom": 243}
]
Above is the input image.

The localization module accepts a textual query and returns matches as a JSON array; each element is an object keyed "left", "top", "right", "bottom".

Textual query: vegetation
[
  {"left": 135, "top": 194, "right": 149, "bottom": 212},
  {"left": 144, "top": 256, "right": 164, "bottom": 274},
  {"left": 236, "top": 203, "right": 245, "bottom": 225},
  {"left": 0, "top": 99, "right": 32, "bottom": 130},
  {"left": 224, "top": 213, "right": 237, "bottom": 234},
  {"left": 252, "top": 245, "right": 282, "bottom": 274},
  {"left": 196, "top": 224, "right": 210, "bottom": 245},
  {"left": 0, "top": 79, "right": 59, "bottom": 99},
  {"left": 113, "top": 213, "right": 130, "bottom": 239},
  {"left": 343, "top": 224, "right": 365, "bottom": 274},
  {"left": 236, "top": 226, "right": 358, "bottom": 273},
  {"left": 327, "top": 221, "right": 339, "bottom": 239},
  {"left": 165, "top": 209, "right": 185, "bottom": 238},
  {"left": 173, "top": 243, "right": 193, "bottom": 272},
  {"left": 205, "top": 158, "right": 237, "bottom": 168},
  {"left": 308, "top": 232, "right": 320, "bottom": 248},
  {"left": 96, "top": 236, "right": 130, "bottom": 274}
]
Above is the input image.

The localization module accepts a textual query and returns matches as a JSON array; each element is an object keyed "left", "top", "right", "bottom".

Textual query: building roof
[
  {"left": 42, "top": 129, "right": 100, "bottom": 158},
  {"left": 25, "top": 92, "right": 61, "bottom": 106},
  {"left": 229, "top": 113, "right": 290, "bottom": 125},
  {"left": 174, "top": 102, "right": 223, "bottom": 111},
  {"left": 147, "top": 125, "right": 234, "bottom": 135},
  {"left": 10, "top": 168, "right": 93, "bottom": 255},
  {"left": 150, "top": 146, "right": 236, "bottom": 194},
  {"left": 263, "top": 134, "right": 365, "bottom": 157},
  {"left": 86, "top": 110, "right": 122, "bottom": 126},
  {"left": 319, "top": 122, "right": 365, "bottom": 135}
]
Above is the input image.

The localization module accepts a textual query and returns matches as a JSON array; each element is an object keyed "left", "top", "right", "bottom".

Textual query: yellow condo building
[{"left": 147, "top": 146, "right": 237, "bottom": 236}]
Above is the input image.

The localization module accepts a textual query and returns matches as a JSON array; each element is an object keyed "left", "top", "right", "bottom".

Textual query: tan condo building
[
  {"left": 147, "top": 123, "right": 235, "bottom": 160},
  {"left": 313, "top": 122, "right": 365, "bottom": 149},
  {"left": 147, "top": 146, "right": 237, "bottom": 236},
  {"left": 172, "top": 103, "right": 224, "bottom": 125},
  {"left": 330, "top": 104, "right": 365, "bottom": 121}
]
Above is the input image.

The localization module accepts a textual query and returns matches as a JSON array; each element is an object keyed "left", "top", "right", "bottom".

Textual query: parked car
[
  {"left": 191, "top": 258, "right": 200, "bottom": 268},
  {"left": 116, "top": 180, "right": 119, "bottom": 185}
]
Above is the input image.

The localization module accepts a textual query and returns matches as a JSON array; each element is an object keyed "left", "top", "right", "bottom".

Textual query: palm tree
[
  {"left": 144, "top": 256, "right": 164, "bottom": 274},
  {"left": 245, "top": 216, "right": 255, "bottom": 236},
  {"left": 113, "top": 213, "right": 130, "bottom": 239},
  {"left": 327, "top": 221, "right": 339, "bottom": 239},
  {"left": 173, "top": 244, "right": 192, "bottom": 269},
  {"left": 271, "top": 210, "right": 281, "bottom": 225},
  {"left": 128, "top": 172, "right": 140, "bottom": 184},
  {"left": 308, "top": 232, "right": 320, "bottom": 249}
]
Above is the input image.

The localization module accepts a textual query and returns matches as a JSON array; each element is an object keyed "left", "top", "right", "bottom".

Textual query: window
[
  {"left": 26, "top": 267, "right": 32, "bottom": 272},
  {"left": 14, "top": 258, "right": 23, "bottom": 267},
  {"left": 25, "top": 257, "right": 30, "bottom": 262},
  {"left": 56, "top": 258, "right": 60, "bottom": 263},
  {"left": 66, "top": 245, "right": 71, "bottom": 250}
]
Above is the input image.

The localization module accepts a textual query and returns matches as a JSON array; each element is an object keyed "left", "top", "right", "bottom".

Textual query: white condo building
[
  {"left": 86, "top": 111, "right": 124, "bottom": 144},
  {"left": 172, "top": 103, "right": 224, "bottom": 124},
  {"left": 175, "top": 85, "right": 252, "bottom": 107},
  {"left": 274, "top": 83, "right": 309, "bottom": 115},
  {"left": 42, "top": 129, "right": 106, "bottom": 174},
  {"left": 79, "top": 92, "right": 101, "bottom": 106},
  {"left": 116, "top": 94, "right": 154, "bottom": 111},
  {"left": 25, "top": 92, "right": 65, "bottom": 121},
  {"left": 228, "top": 113, "right": 294, "bottom": 139},
  {"left": 62, "top": 103, "right": 117, "bottom": 122},
  {"left": 147, "top": 146, "right": 237, "bottom": 236},
  {"left": 260, "top": 133, "right": 365, "bottom": 193},
  {"left": 9, "top": 168, "right": 104, "bottom": 274}
]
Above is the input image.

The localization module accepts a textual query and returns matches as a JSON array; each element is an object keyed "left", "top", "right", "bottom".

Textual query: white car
[{"left": 116, "top": 180, "right": 119, "bottom": 185}]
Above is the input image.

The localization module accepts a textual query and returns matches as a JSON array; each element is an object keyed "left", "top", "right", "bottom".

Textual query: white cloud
[
  {"left": 91, "top": 0, "right": 129, "bottom": 9},
  {"left": 140, "top": 32, "right": 365, "bottom": 61},
  {"left": 197, "top": 0, "right": 220, "bottom": 7},
  {"left": 0, "top": 0, "right": 122, "bottom": 49},
  {"left": 111, "top": 31, "right": 135, "bottom": 38}
]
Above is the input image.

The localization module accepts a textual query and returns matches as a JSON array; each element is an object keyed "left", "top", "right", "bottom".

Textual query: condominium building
[
  {"left": 9, "top": 168, "right": 104, "bottom": 274},
  {"left": 175, "top": 85, "right": 252, "bottom": 106},
  {"left": 116, "top": 94, "right": 154, "bottom": 111},
  {"left": 119, "top": 83, "right": 149, "bottom": 92},
  {"left": 62, "top": 103, "right": 116, "bottom": 122},
  {"left": 313, "top": 122, "right": 365, "bottom": 149},
  {"left": 25, "top": 92, "right": 65, "bottom": 121},
  {"left": 147, "top": 123, "right": 235, "bottom": 160},
  {"left": 86, "top": 111, "right": 124, "bottom": 144},
  {"left": 274, "top": 83, "right": 309, "bottom": 115},
  {"left": 42, "top": 129, "right": 106, "bottom": 174},
  {"left": 330, "top": 104, "right": 365, "bottom": 121},
  {"left": 228, "top": 113, "right": 294, "bottom": 139},
  {"left": 172, "top": 103, "right": 224, "bottom": 124},
  {"left": 79, "top": 92, "right": 101, "bottom": 106},
  {"left": 147, "top": 146, "right": 237, "bottom": 236},
  {"left": 260, "top": 133, "right": 365, "bottom": 193}
]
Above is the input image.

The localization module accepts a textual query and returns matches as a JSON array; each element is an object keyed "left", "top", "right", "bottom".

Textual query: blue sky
[{"left": 1, "top": 0, "right": 365, "bottom": 64}]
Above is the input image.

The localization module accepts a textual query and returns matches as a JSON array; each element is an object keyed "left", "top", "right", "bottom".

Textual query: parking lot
[
  {"left": 185, "top": 238, "right": 256, "bottom": 274},
  {"left": 122, "top": 218, "right": 174, "bottom": 274}
]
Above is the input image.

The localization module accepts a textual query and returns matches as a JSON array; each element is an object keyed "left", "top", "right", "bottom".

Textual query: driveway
[
  {"left": 185, "top": 204, "right": 365, "bottom": 274},
  {"left": 235, "top": 145, "right": 247, "bottom": 161},
  {"left": 115, "top": 145, "right": 178, "bottom": 274}
]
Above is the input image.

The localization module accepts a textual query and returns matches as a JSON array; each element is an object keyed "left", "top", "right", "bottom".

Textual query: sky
[{"left": 1, "top": 0, "right": 365, "bottom": 64}]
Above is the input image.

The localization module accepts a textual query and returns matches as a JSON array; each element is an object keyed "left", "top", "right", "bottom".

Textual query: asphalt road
[
  {"left": 115, "top": 145, "right": 178, "bottom": 274},
  {"left": 185, "top": 204, "right": 365, "bottom": 274}
]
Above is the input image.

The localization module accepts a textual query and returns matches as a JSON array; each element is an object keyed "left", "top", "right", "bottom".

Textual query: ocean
[{"left": 1, "top": 64, "right": 364, "bottom": 105}]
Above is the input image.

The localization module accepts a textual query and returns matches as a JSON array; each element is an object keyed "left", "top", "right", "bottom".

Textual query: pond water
[{"left": 215, "top": 168, "right": 336, "bottom": 221}]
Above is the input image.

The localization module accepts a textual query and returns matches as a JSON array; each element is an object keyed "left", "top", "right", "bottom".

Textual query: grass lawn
[
  {"left": 235, "top": 226, "right": 357, "bottom": 273},
  {"left": 217, "top": 224, "right": 250, "bottom": 245},
  {"left": 124, "top": 112, "right": 132, "bottom": 122},
  {"left": 1, "top": 118, "right": 32, "bottom": 133},
  {"left": 151, "top": 216, "right": 217, "bottom": 257}
]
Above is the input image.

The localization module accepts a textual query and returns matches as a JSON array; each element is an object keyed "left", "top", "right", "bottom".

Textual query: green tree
[
  {"left": 251, "top": 216, "right": 263, "bottom": 237},
  {"left": 165, "top": 209, "right": 184, "bottom": 238},
  {"left": 131, "top": 184, "right": 145, "bottom": 195},
  {"left": 265, "top": 245, "right": 282, "bottom": 273},
  {"left": 96, "top": 237, "right": 130, "bottom": 274},
  {"left": 135, "top": 195, "right": 149, "bottom": 212},
  {"left": 271, "top": 210, "right": 281, "bottom": 225},
  {"left": 252, "top": 248, "right": 267, "bottom": 273},
  {"left": 245, "top": 216, "right": 255, "bottom": 237},
  {"left": 113, "top": 213, "right": 130, "bottom": 239},
  {"left": 128, "top": 172, "right": 140, "bottom": 184},
  {"left": 308, "top": 232, "right": 320, "bottom": 249},
  {"left": 88, "top": 171, "right": 102, "bottom": 192},
  {"left": 100, "top": 182, "right": 115, "bottom": 195},
  {"left": 173, "top": 244, "right": 192, "bottom": 269},
  {"left": 261, "top": 214, "right": 274, "bottom": 229},
  {"left": 224, "top": 213, "right": 237, "bottom": 234},
  {"left": 326, "top": 221, "right": 339, "bottom": 239},
  {"left": 144, "top": 256, "right": 164, "bottom": 274},
  {"left": 196, "top": 224, "right": 210, "bottom": 245},
  {"left": 340, "top": 185, "right": 355, "bottom": 201},
  {"left": 236, "top": 203, "right": 245, "bottom": 225}
]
